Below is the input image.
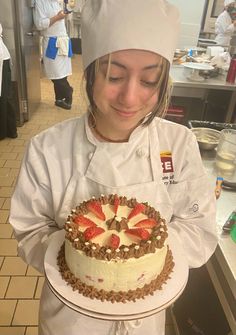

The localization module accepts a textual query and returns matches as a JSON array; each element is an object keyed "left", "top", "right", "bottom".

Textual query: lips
[
  {"left": 117, "top": 111, "right": 136, "bottom": 117},
  {"left": 112, "top": 106, "right": 139, "bottom": 117}
]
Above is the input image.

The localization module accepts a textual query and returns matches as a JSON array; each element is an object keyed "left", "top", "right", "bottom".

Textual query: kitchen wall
[{"left": 169, "top": 0, "right": 206, "bottom": 48}]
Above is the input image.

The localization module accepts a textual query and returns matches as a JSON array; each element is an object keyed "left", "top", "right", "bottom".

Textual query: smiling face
[{"left": 90, "top": 49, "right": 167, "bottom": 141}]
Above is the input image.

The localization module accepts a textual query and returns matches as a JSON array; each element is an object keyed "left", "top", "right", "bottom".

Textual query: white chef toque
[
  {"left": 224, "top": 0, "right": 235, "bottom": 6},
  {"left": 81, "top": 0, "right": 180, "bottom": 70}
]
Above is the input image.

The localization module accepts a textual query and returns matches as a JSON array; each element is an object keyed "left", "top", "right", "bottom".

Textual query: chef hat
[
  {"left": 81, "top": 0, "right": 180, "bottom": 70},
  {"left": 224, "top": 0, "right": 235, "bottom": 6}
]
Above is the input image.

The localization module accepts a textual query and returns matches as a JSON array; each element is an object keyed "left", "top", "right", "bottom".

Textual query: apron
[
  {"left": 39, "top": 122, "right": 175, "bottom": 335},
  {"left": 42, "top": 36, "right": 72, "bottom": 80}
]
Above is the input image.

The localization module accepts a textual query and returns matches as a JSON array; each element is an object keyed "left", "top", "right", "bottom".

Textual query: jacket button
[{"left": 136, "top": 148, "right": 149, "bottom": 158}]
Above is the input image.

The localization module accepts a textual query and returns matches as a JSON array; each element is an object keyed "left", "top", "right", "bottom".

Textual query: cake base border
[{"left": 58, "top": 242, "right": 174, "bottom": 303}]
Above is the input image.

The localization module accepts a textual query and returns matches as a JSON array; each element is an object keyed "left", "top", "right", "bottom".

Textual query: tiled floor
[{"left": 0, "top": 55, "right": 176, "bottom": 335}]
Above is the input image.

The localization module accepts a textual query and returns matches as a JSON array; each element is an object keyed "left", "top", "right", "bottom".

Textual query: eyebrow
[{"left": 100, "top": 60, "right": 161, "bottom": 71}]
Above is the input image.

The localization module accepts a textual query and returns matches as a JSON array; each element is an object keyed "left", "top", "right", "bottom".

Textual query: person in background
[
  {"left": 215, "top": 0, "right": 236, "bottom": 46},
  {"left": 33, "top": 0, "right": 73, "bottom": 110},
  {"left": 0, "top": 23, "right": 17, "bottom": 140},
  {"left": 10, "top": 1, "right": 218, "bottom": 334}
]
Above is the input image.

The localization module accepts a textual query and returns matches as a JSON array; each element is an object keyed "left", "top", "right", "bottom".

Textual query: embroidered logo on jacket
[{"left": 160, "top": 151, "right": 174, "bottom": 173}]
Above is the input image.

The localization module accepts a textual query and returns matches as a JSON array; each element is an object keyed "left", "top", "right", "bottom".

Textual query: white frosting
[{"left": 65, "top": 239, "right": 168, "bottom": 291}]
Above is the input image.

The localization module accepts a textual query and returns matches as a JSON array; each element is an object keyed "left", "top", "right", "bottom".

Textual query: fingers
[{"left": 57, "top": 10, "right": 66, "bottom": 19}]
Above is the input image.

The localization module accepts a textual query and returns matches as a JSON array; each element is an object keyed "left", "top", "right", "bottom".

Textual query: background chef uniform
[
  {"left": 215, "top": 0, "right": 236, "bottom": 46},
  {"left": 9, "top": 1, "right": 218, "bottom": 335},
  {"left": 0, "top": 23, "right": 17, "bottom": 140},
  {"left": 33, "top": 0, "right": 73, "bottom": 110}
]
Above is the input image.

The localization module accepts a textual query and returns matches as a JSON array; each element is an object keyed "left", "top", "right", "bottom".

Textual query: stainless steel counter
[
  {"left": 170, "top": 65, "right": 236, "bottom": 122},
  {"left": 201, "top": 149, "right": 236, "bottom": 334}
]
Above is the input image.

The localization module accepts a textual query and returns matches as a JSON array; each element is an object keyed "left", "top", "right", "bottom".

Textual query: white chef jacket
[
  {"left": 0, "top": 23, "right": 11, "bottom": 96},
  {"left": 33, "top": 0, "right": 72, "bottom": 79},
  {"left": 215, "top": 10, "right": 235, "bottom": 46},
  {"left": 10, "top": 113, "right": 218, "bottom": 335}
]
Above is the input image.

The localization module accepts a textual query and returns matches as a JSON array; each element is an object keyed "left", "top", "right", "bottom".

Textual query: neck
[{"left": 88, "top": 114, "right": 129, "bottom": 143}]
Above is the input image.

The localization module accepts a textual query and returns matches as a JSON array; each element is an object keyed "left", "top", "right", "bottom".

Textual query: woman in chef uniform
[
  {"left": 215, "top": 0, "right": 236, "bottom": 46},
  {"left": 33, "top": 0, "right": 74, "bottom": 110},
  {"left": 10, "top": 0, "right": 218, "bottom": 334}
]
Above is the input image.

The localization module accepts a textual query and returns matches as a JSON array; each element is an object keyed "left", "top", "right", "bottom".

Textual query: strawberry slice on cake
[
  {"left": 125, "top": 228, "right": 150, "bottom": 240},
  {"left": 87, "top": 200, "right": 106, "bottom": 220},
  {"left": 73, "top": 215, "right": 97, "bottom": 227},
  {"left": 134, "top": 218, "right": 156, "bottom": 228},
  {"left": 113, "top": 195, "right": 120, "bottom": 215},
  {"left": 83, "top": 226, "right": 105, "bottom": 240},
  {"left": 108, "top": 233, "right": 120, "bottom": 249},
  {"left": 127, "top": 203, "right": 146, "bottom": 220}
]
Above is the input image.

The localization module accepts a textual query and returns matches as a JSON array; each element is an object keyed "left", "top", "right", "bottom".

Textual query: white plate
[
  {"left": 183, "top": 62, "right": 214, "bottom": 71},
  {"left": 44, "top": 230, "right": 189, "bottom": 320}
]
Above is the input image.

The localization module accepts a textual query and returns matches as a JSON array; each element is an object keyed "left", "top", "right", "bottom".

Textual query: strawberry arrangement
[
  {"left": 64, "top": 194, "right": 168, "bottom": 263},
  {"left": 70, "top": 196, "right": 160, "bottom": 249}
]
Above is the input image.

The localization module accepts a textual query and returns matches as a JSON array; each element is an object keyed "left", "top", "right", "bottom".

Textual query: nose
[{"left": 118, "top": 79, "right": 139, "bottom": 107}]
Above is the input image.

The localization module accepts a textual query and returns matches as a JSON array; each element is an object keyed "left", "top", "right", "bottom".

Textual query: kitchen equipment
[
  {"left": 222, "top": 180, "right": 236, "bottom": 191},
  {"left": 183, "top": 62, "right": 214, "bottom": 81},
  {"left": 191, "top": 127, "right": 221, "bottom": 150},
  {"left": 216, "top": 129, "right": 236, "bottom": 175},
  {"left": 191, "top": 47, "right": 206, "bottom": 55},
  {"left": 206, "top": 46, "right": 224, "bottom": 57},
  {"left": 198, "top": 38, "right": 219, "bottom": 47},
  {"left": 187, "top": 120, "right": 236, "bottom": 132},
  {"left": 222, "top": 211, "right": 236, "bottom": 232},
  {"left": 226, "top": 56, "right": 236, "bottom": 84},
  {"left": 0, "top": 0, "right": 41, "bottom": 125}
]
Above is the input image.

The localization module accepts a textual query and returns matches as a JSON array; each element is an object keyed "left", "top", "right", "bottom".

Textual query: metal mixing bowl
[{"left": 191, "top": 127, "right": 221, "bottom": 150}]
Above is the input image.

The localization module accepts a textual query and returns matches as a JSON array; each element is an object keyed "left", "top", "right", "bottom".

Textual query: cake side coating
[{"left": 65, "top": 240, "right": 168, "bottom": 291}]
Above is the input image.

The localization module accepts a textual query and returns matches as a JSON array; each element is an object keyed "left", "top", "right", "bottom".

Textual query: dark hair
[{"left": 85, "top": 56, "right": 171, "bottom": 125}]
